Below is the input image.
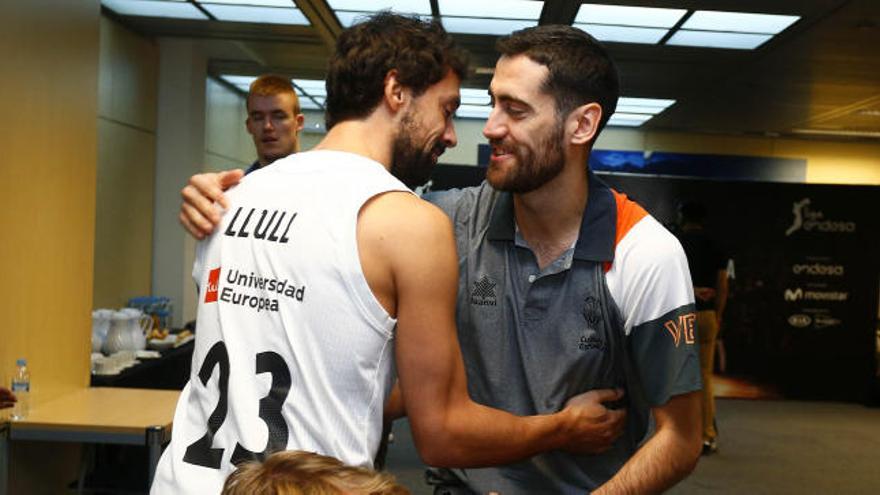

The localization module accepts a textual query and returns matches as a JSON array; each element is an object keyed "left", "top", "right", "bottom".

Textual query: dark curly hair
[
  {"left": 324, "top": 12, "right": 468, "bottom": 129},
  {"left": 497, "top": 25, "right": 619, "bottom": 134}
]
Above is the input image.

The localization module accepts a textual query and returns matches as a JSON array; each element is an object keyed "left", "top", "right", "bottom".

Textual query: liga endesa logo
[{"left": 205, "top": 267, "right": 221, "bottom": 303}]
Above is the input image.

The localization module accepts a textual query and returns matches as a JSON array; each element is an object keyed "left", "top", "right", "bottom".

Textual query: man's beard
[
  {"left": 390, "top": 112, "right": 444, "bottom": 189},
  {"left": 487, "top": 121, "right": 565, "bottom": 194}
]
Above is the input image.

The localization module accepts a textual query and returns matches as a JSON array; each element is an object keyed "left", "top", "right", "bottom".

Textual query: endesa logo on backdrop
[
  {"left": 785, "top": 198, "right": 856, "bottom": 236},
  {"left": 205, "top": 267, "right": 221, "bottom": 303}
]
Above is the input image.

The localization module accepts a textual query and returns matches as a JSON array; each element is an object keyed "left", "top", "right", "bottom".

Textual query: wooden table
[{"left": 0, "top": 387, "right": 179, "bottom": 494}]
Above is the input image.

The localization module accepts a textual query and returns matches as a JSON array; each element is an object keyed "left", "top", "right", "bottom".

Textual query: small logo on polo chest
[{"left": 470, "top": 275, "right": 497, "bottom": 306}]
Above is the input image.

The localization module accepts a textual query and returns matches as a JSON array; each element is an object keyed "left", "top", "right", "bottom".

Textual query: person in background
[
  {"left": 221, "top": 450, "right": 409, "bottom": 495},
  {"left": 179, "top": 74, "right": 304, "bottom": 239},
  {"left": 153, "top": 14, "right": 625, "bottom": 495},
  {"left": 676, "top": 200, "right": 728, "bottom": 455},
  {"left": 0, "top": 386, "right": 16, "bottom": 409}
]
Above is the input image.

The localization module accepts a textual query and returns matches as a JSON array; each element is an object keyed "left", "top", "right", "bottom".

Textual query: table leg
[{"left": 146, "top": 425, "right": 165, "bottom": 488}]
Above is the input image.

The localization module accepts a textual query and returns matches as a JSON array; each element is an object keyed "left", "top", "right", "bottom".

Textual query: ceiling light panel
[
  {"left": 329, "top": 0, "right": 432, "bottom": 27},
  {"left": 575, "top": 3, "right": 686, "bottom": 28},
  {"left": 200, "top": 4, "right": 309, "bottom": 25},
  {"left": 608, "top": 113, "right": 654, "bottom": 127},
  {"left": 293, "top": 79, "right": 326, "bottom": 96},
  {"left": 220, "top": 75, "right": 257, "bottom": 89},
  {"left": 442, "top": 17, "right": 537, "bottom": 35},
  {"left": 667, "top": 30, "right": 772, "bottom": 50},
  {"left": 618, "top": 97, "right": 675, "bottom": 110},
  {"left": 199, "top": 0, "right": 295, "bottom": 6},
  {"left": 439, "top": 0, "right": 543, "bottom": 20},
  {"left": 328, "top": 0, "right": 432, "bottom": 14},
  {"left": 576, "top": 24, "right": 667, "bottom": 44},
  {"left": 684, "top": 11, "right": 800, "bottom": 34},
  {"left": 101, "top": 0, "right": 208, "bottom": 20}
]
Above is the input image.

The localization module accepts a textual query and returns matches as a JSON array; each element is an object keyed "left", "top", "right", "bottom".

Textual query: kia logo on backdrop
[
  {"left": 788, "top": 314, "right": 812, "bottom": 328},
  {"left": 785, "top": 198, "right": 856, "bottom": 236}
]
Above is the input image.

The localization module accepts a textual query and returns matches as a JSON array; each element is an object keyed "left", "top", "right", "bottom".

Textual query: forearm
[
  {"left": 593, "top": 393, "right": 701, "bottom": 495},
  {"left": 413, "top": 398, "right": 571, "bottom": 468}
]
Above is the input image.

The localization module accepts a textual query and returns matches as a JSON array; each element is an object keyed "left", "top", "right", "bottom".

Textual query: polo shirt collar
[{"left": 486, "top": 169, "right": 617, "bottom": 263}]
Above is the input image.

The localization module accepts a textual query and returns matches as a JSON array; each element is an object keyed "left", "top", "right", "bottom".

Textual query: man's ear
[
  {"left": 295, "top": 113, "right": 305, "bottom": 133},
  {"left": 568, "top": 102, "right": 603, "bottom": 146},
  {"left": 383, "top": 69, "right": 408, "bottom": 114},
  {"left": 245, "top": 116, "right": 255, "bottom": 136}
]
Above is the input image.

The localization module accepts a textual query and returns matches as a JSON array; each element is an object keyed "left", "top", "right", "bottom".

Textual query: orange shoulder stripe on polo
[
  {"left": 604, "top": 190, "right": 648, "bottom": 273},
  {"left": 612, "top": 189, "right": 648, "bottom": 247}
]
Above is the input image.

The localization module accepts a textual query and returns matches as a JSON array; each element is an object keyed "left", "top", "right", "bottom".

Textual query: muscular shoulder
[{"left": 360, "top": 191, "right": 454, "bottom": 244}]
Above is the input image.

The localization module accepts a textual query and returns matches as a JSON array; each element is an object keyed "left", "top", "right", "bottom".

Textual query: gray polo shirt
[{"left": 425, "top": 172, "right": 700, "bottom": 494}]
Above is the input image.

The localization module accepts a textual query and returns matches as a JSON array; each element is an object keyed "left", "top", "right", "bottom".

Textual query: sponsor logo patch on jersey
[{"left": 205, "top": 267, "right": 221, "bottom": 303}]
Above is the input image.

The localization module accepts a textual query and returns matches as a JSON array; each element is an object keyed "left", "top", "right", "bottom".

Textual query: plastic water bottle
[{"left": 11, "top": 358, "right": 30, "bottom": 420}]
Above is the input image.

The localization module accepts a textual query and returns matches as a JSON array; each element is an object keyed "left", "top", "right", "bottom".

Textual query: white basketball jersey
[{"left": 151, "top": 151, "right": 409, "bottom": 494}]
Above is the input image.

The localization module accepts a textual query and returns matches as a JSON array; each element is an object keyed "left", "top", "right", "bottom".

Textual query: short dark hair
[
  {"left": 496, "top": 25, "right": 619, "bottom": 135},
  {"left": 324, "top": 12, "right": 468, "bottom": 129}
]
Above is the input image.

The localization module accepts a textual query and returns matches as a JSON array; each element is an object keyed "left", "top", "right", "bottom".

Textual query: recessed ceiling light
[
  {"left": 101, "top": 0, "right": 208, "bottom": 20},
  {"left": 575, "top": 3, "right": 686, "bottom": 28},
  {"left": 201, "top": 4, "right": 309, "bottom": 25},
  {"left": 684, "top": 11, "right": 799, "bottom": 34},
  {"left": 618, "top": 97, "right": 676, "bottom": 110},
  {"left": 439, "top": 0, "right": 543, "bottom": 20},
  {"left": 667, "top": 30, "right": 772, "bottom": 49},
  {"left": 575, "top": 24, "right": 668, "bottom": 44},
  {"left": 327, "top": 0, "right": 432, "bottom": 15},
  {"left": 442, "top": 17, "right": 536, "bottom": 35},
  {"left": 608, "top": 113, "right": 654, "bottom": 127}
]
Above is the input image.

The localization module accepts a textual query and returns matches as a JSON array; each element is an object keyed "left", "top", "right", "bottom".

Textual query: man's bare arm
[
  {"left": 179, "top": 169, "right": 245, "bottom": 239},
  {"left": 359, "top": 192, "right": 625, "bottom": 467},
  {"left": 593, "top": 391, "right": 702, "bottom": 495}
]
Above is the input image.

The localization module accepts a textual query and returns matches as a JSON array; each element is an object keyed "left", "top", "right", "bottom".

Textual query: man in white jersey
[{"left": 154, "top": 14, "right": 626, "bottom": 494}]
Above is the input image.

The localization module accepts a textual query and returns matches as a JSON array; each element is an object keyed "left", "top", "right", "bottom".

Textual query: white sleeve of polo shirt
[
  {"left": 606, "top": 214, "right": 701, "bottom": 406},
  {"left": 606, "top": 215, "right": 694, "bottom": 334}
]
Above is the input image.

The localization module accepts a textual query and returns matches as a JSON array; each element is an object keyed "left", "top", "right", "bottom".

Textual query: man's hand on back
[
  {"left": 179, "top": 169, "right": 245, "bottom": 239},
  {"left": 559, "top": 388, "right": 627, "bottom": 455}
]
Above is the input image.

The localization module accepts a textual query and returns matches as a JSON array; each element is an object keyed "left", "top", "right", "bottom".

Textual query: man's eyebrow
[{"left": 488, "top": 90, "right": 532, "bottom": 110}]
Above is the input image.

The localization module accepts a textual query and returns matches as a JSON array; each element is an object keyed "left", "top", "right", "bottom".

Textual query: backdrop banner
[{"left": 428, "top": 165, "right": 880, "bottom": 403}]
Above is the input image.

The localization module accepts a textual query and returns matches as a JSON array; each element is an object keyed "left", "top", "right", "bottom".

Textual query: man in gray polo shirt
[{"left": 179, "top": 25, "right": 701, "bottom": 495}]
